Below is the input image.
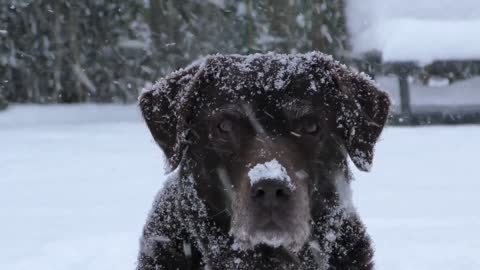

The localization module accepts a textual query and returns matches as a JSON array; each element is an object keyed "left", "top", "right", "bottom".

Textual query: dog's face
[
  {"left": 190, "top": 91, "right": 345, "bottom": 252},
  {"left": 139, "top": 53, "right": 390, "bottom": 253}
]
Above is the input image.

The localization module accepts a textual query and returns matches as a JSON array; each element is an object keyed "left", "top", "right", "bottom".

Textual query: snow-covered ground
[
  {"left": 0, "top": 105, "right": 164, "bottom": 270},
  {"left": 353, "top": 127, "right": 480, "bottom": 270},
  {"left": 1, "top": 105, "right": 479, "bottom": 269}
]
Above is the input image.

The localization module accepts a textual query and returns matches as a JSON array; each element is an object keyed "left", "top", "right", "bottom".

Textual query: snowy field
[{"left": 1, "top": 105, "right": 479, "bottom": 270}]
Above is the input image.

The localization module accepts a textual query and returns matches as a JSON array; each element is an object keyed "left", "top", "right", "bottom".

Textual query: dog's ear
[
  {"left": 139, "top": 66, "right": 200, "bottom": 163},
  {"left": 326, "top": 62, "right": 390, "bottom": 172}
]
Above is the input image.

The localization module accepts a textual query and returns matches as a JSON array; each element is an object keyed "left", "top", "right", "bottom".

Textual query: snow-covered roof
[
  {"left": 353, "top": 19, "right": 480, "bottom": 64},
  {"left": 348, "top": 0, "right": 480, "bottom": 64}
]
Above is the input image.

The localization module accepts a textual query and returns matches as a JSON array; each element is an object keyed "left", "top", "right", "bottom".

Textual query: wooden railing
[{"left": 352, "top": 55, "right": 480, "bottom": 125}]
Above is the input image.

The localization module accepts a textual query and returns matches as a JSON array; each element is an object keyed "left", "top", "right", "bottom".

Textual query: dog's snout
[{"left": 251, "top": 180, "right": 291, "bottom": 202}]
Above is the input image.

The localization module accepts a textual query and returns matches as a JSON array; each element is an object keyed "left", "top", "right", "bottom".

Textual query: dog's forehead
[
  {"left": 191, "top": 54, "right": 339, "bottom": 122},
  {"left": 207, "top": 97, "right": 317, "bottom": 118},
  {"left": 201, "top": 53, "right": 338, "bottom": 101}
]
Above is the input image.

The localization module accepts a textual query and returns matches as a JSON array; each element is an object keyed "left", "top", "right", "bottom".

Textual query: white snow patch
[
  {"left": 248, "top": 159, "right": 295, "bottom": 190},
  {"left": 250, "top": 235, "right": 286, "bottom": 249},
  {"left": 236, "top": 2, "right": 246, "bottom": 16},
  {"left": 296, "top": 14, "right": 306, "bottom": 28},
  {"left": 324, "top": 231, "right": 337, "bottom": 243}
]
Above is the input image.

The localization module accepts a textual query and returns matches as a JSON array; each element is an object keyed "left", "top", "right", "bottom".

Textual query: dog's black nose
[{"left": 251, "top": 180, "right": 291, "bottom": 202}]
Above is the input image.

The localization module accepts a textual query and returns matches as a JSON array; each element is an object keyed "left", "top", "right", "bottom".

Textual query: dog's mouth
[
  {"left": 260, "top": 220, "right": 283, "bottom": 231},
  {"left": 230, "top": 215, "right": 311, "bottom": 253},
  {"left": 253, "top": 221, "right": 292, "bottom": 248},
  {"left": 255, "top": 211, "right": 289, "bottom": 229},
  {"left": 231, "top": 227, "right": 292, "bottom": 250}
]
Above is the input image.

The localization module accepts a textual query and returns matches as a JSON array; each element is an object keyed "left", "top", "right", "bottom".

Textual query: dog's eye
[
  {"left": 218, "top": 119, "right": 233, "bottom": 132},
  {"left": 302, "top": 118, "right": 319, "bottom": 134}
]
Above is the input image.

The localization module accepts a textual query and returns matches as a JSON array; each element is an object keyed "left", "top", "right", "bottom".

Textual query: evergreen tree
[
  {"left": 147, "top": 0, "right": 350, "bottom": 68},
  {"left": 1, "top": 0, "right": 351, "bottom": 104},
  {"left": 0, "top": 0, "right": 149, "bottom": 103}
]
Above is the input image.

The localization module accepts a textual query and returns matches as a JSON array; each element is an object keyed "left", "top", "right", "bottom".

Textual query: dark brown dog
[{"left": 137, "top": 52, "right": 390, "bottom": 270}]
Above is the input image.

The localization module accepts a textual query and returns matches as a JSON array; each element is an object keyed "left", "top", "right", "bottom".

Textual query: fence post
[
  {"left": 398, "top": 71, "right": 412, "bottom": 116},
  {"left": 386, "top": 62, "right": 417, "bottom": 124}
]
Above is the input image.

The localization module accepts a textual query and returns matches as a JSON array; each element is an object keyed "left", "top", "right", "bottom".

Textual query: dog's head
[{"left": 140, "top": 53, "right": 390, "bottom": 253}]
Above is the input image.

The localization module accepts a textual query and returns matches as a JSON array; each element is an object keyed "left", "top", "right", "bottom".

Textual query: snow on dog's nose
[
  {"left": 248, "top": 159, "right": 295, "bottom": 190},
  {"left": 248, "top": 159, "right": 295, "bottom": 207}
]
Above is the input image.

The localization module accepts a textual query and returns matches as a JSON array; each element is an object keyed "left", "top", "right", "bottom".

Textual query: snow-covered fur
[{"left": 137, "top": 52, "right": 390, "bottom": 269}]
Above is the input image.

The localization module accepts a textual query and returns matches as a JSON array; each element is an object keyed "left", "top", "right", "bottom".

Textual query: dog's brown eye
[
  {"left": 303, "top": 118, "right": 319, "bottom": 134},
  {"left": 218, "top": 119, "right": 233, "bottom": 132}
]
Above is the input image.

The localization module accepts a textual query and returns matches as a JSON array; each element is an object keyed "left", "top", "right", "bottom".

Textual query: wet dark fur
[{"left": 136, "top": 53, "right": 390, "bottom": 270}]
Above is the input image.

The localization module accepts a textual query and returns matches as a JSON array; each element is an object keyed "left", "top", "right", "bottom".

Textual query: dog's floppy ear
[
  {"left": 139, "top": 66, "right": 200, "bottom": 164},
  {"left": 326, "top": 61, "right": 390, "bottom": 172}
]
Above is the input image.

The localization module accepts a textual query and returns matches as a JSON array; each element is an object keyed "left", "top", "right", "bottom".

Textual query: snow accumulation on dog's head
[
  {"left": 247, "top": 159, "right": 295, "bottom": 190},
  {"left": 141, "top": 51, "right": 354, "bottom": 99}
]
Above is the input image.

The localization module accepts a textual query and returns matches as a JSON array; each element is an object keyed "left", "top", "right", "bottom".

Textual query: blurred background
[
  {"left": 1, "top": 0, "right": 479, "bottom": 124},
  {"left": 1, "top": 1, "right": 479, "bottom": 270}
]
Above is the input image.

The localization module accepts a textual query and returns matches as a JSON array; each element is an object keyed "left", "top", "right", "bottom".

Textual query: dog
[{"left": 136, "top": 52, "right": 390, "bottom": 269}]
